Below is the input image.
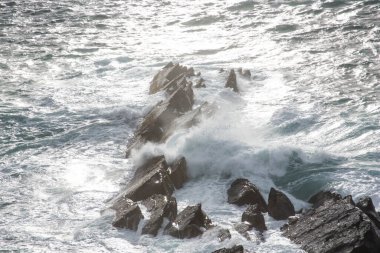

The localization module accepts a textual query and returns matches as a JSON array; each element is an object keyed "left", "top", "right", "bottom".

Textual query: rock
[
  {"left": 225, "top": 69, "right": 239, "bottom": 92},
  {"left": 217, "top": 228, "right": 231, "bottom": 242},
  {"left": 283, "top": 196, "right": 380, "bottom": 253},
  {"left": 212, "top": 245, "right": 244, "bottom": 253},
  {"left": 227, "top": 178, "right": 268, "bottom": 212},
  {"left": 161, "top": 102, "right": 212, "bottom": 141},
  {"left": 187, "top": 67, "right": 195, "bottom": 77},
  {"left": 242, "top": 70, "right": 251, "bottom": 79},
  {"left": 164, "top": 204, "right": 212, "bottom": 239},
  {"left": 268, "top": 188, "right": 295, "bottom": 220},
  {"left": 234, "top": 222, "right": 252, "bottom": 240},
  {"left": 111, "top": 156, "right": 174, "bottom": 203},
  {"left": 111, "top": 198, "right": 144, "bottom": 231},
  {"left": 141, "top": 194, "right": 177, "bottom": 236},
  {"left": 242, "top": 204, "right": 267, "bottom": 232},
  {"left": 219, "top": 68, "right": 225, "bottom": 73},
  {"left": 125, "top": 83, "right": 194, "bottom": 157},
  {"left": 308, "top": 190, "right": 342, "bottom": 208},
  {"left": 356, "top": 196, "right": 380, "bottom": 229},
  {"left": 150, "top": 63, "right": 189, "bottom": 94},
  {"left": 168, "top": 156, "right": 188, "bottom": 189},
  {"left": 167, "top": 82, "right": 193, "bottom": 113},
  {"left": 194, "top": 78, "right": 206, "bottom": 88}
]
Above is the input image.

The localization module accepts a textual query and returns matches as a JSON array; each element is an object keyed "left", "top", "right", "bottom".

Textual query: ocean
[{"left": 0, "top": 0, "right": 379, "bottom": 252}]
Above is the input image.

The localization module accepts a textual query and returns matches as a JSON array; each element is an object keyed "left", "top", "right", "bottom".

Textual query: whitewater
[{"left": 0, "top": 0, "right": 379, "bottom": 252}]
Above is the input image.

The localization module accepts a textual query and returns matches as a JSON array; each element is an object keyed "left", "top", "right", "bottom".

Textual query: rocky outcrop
[
  {"left": 308, "top": 190, "right": 342, "bottom": 208},
  {"left": 111, "top": 156, "right": 187, "bottom": 204},
  {"left": 212, "top": 245, "right": 244, "bottom": 253},
  {"left": 283, "top": 193, "right": 380, "bottom": 253},
  {"left": 141, "top": 194, "right": 177, "bottom": 236},
  {"left": 126, "top": 82, "right": 195, "bottom": 157},
  {"left": 225, "top": 69, "right": 239, "bottom": 92},
  {"left": 149, "top": 62, "right": 194, "bottom": 94},
  {"left": 164, "top": 204, "right": 212, "bottom": 239},
  {"left": 268, "top": 188, "right": 295, "bottom": 220},
  {"left": 242, "top": 204, "right": 267, "bottom": 232},
  {"left": 111, "top": 198, "right": 144, "bottom": 231},
  {"left": 356, "top": 196, "right": 380, "bottom": 229},
  {"left": 227, "top": 178, "right": 268, "bottom": 212}
]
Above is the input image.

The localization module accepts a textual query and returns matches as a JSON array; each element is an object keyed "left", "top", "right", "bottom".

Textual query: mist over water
[{"left": 1, "top": 0, "right": 379, "bottom": 252}]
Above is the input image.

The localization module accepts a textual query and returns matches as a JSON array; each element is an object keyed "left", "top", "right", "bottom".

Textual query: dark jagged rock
[
  {"left": 141, "top": 194, "right": 177, "bottom": 236},
  {"left": 242, "top": 204, "right": 267, "bottom": 232},
  {"left": 194, "top": 78, "right": 206, "bottom": 88},
  {"left": 168, "top": 156, "right": 188, "bottom": 189},
  {"left": 112, "top": 156, "right": 174, "bottom": 203},
  {"left": 308, "top": 190, "right": 343, "bottom": 208},
  {"left": 357, "top": 196, "right": 380, "bottom": 229},
  {"left": 234, "top": 222, "right": 252, "bottom": 240},
  {"left": 217, "top": 228, "right": 231, "bottom": 242},
  {"left": 268, "top": 188, "right": 295, "bottom": 220},
  {"left": 167, "top": 82, "right": 193, "bottom": 113},
  {"left": 111, "top": 198, "right": 144, "bottom": 231},
  {"left": 283, "top": 196, "right": 380, "bottom": 253},
  {"left": 225, "top": 69, "right": 239, "bottom": 92},
  {"left": 150, "top": 62, "right": 190, "bottom": 94},
  {"left": 227, "top": 178, "right": 268, "bottom": 212},
  {"left": 212, "top": 245, "right": 244, "bottom": 253},
  {"left": 164, "top": 204, "right": 212, "bottom": 239},
  {"left": 125, "top": 83, "right": 194, "bottom": 157}
]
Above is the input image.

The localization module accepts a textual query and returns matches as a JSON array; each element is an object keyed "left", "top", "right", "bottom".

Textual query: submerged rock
[
  {"left": 283, "top": 196, "right": 380, "bottom": 253},
  {"left": 194, "top": 78, "right": 206, "bottom": 88},
  {"left": 111, "top": 198, "right": 144, "bottom": 231},
  {"left": 164, "top": 204, "right": 212, "bottom": 239},
  {"left": 225, "top": 69, "right": 239, "bottom": 92},
  {"left": 227, "top": 178, "right": 268, "bottom": 212},
  {"left": 267, "top": 188, "right": 295, "bottom": 220},
  {"left": 217, "top": 228, "right": 231, "bottom": 242},
  {"left": 242, "top": 204, "right": 267, "bottom": 232},
  {"left": 212, "top": 245, "right": 244, "bottom": 253},
  {"left": 141, "top": 194, "right": 177, "bottom": 236},
  {"left": 234, "top": 222, "right": 252, "bottom": 240}
]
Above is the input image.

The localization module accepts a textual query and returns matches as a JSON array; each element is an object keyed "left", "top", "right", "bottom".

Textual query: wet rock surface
[
  {"left": 242, "top": 204, "right": 267, "bottom": 232},
  {"left": 111, "top": 198, "right": 144, "bottom": 231},
  {"left": 283, "top": 194, "right": 380, "bottom": 253},
  {"left": 212, "top": 245, "right": 244, "bottom": 253},
  {"left": 267, "top": 188, "right": 295, "bottom": 220},
  {"left": 227, "top": 178, "right": 268, "bottom": 212},
  {"left": 356, "top": 196, "right": 380, "bottom": 229},
  {"left": 217, "top": 228, "right": 231, "bottom": 242},
  {"left": 150, "top": 62, "right": 191, "bottom": 94},
  {"left": 225, "top": 69, "right": 239, "bottom": 92},
  {"left": 164, "top": 204, "right": 212, "bottom": 239},
  {"left": 308, "top": 190, "right": 343, "bottom": 208},
  {"left": 112, "top": 156, "right": 187, "bottom": 204},
  {"left": 141, "top": 194, "right": 177, "bottom": 236}
]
